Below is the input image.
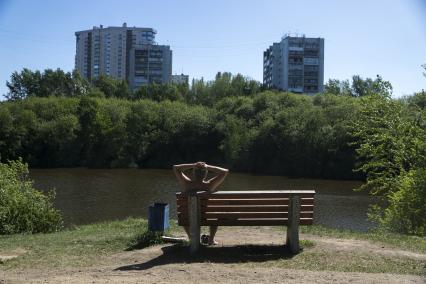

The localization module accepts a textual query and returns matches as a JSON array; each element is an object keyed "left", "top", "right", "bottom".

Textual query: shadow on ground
[{"left": 116, "top": 244, "right": 296, "bottom": 271}]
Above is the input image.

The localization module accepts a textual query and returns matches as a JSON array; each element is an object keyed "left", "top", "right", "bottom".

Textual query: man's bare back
[{"left": 173, "top": 161, "right": 229, "bottom": 245}]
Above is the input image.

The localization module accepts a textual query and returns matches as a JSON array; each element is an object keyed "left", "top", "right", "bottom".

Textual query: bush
[
  {"left": 0, "top": 159, "right": 62, "bottom": 234},
  {"left": 352, "top": 94, "right": 426, "bottom": 235},
  {"left": 380, "top": 168, "right": 426, "bottom": 235}
]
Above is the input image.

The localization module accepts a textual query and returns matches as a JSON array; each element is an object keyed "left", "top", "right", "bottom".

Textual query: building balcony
[
  {"left": 148, "top": 58, "right": 163, "bottom": 62},
  {"left": 288, "top": 87, "right": 304, "bottom": 93},
  {"left": 289, "top": 46, "right": 304, "bottom": 51},
  {"left": 289, "top": 64, "right": 303, "bottom": 70},
  {"left": 303, "top": 58, "right": 319, "bottom": 65}
]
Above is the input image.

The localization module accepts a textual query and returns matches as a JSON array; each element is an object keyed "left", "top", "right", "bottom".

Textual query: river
[{"left": 29, "top": 168, "right": 374, "bottom": 232}]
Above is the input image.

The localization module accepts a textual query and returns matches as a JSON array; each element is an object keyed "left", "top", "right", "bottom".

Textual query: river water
[{"left": 29, "top": 169, "right": 374, "bottom": 232}]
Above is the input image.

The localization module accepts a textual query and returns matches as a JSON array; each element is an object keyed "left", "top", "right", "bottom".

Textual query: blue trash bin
[{"left": 148, "top": 203, "right": 170, "bottom": 232}]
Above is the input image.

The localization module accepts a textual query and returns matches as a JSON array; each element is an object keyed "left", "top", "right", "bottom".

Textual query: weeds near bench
[{"left": 126, "top": 231, "right": 164, "bottom": 250}]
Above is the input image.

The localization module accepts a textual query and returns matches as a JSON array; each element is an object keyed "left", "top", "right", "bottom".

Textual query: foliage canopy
[{"left": 351, "top": 93, "right": 426, "bottom": 235}]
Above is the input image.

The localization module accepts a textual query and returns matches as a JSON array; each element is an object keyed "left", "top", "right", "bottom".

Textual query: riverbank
[{"left": 1, "top": 218, "right": 425, "bottom": 283}]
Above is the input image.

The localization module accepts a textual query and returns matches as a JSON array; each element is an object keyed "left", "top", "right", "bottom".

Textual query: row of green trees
[
  {"left": 1, "top": 68, "right": 422, "bottom": 180},
  {"left": 4, "top": 69, "right": 261, "bottom": 104},
  {"left": 0, "top": 92, "right": 361, "bottom": 179},
  {"left": 324, "top": 75, "right": 393, "bottom": 97},
  {"left": 7, "top": 68, "right": 394, "bottom": 103}
]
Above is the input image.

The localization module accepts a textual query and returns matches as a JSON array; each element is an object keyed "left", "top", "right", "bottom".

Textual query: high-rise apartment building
[
  {"left": 128, "top": 45, "right": 172, "bottom": 88},
  {"left": 171, "top": 73, "right": 189, "bottom": 85},
  {"left": 263, "top": 35, "right": 324, "bottom": 93},
  {"left": 75, "top": 23, "right": 172, "bottom": 88}
]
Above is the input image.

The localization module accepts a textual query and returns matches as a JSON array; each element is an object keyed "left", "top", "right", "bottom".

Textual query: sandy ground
[{"left": 1, "top": 227, "right": 425, "bottom": 284}]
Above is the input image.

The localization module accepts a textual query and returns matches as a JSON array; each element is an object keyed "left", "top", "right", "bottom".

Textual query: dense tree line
[
  {"left": 0, "top": 92, "right": 362, "bottom": 179},
  {"left": 0, "top": 68, "right": 414, "bottom": 180}
]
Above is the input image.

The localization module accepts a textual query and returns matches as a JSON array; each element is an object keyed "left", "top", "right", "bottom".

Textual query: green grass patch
[
  {"left": 126, "top": 231, "right": 164, "bottom": 251},
  {"left": 299, "top": 239, "right": 314, "bottom": 248},
  {"left": 300, "top": 225, "right": 426, "bottom": 254},
  {"left": 0, "top": 218, "right": 177, "bottom": 268}
]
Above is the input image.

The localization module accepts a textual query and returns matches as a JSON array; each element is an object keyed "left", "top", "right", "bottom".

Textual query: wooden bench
[{"left": 176, "top": 190, "right": 315, "bottom": 254}]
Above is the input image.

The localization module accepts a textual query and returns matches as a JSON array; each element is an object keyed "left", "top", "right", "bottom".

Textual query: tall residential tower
[
  {"left": 263, "top": 35, "right": 324, "bottom": 93},
  {"left": 75, "top": 23, "right": 172, "bottom": 89}
]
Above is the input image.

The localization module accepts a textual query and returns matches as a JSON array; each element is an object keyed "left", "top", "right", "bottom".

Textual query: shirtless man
[{"left": 173, "top": 161, "right": 229, "bottom": 245}]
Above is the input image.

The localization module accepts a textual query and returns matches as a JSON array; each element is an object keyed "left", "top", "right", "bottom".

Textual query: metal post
[
  {"left": 189, "top": 192, "right": 200, "bottom": 254},
  {"left": 286, "top": 194, "right": 300, "bottom": 254}
]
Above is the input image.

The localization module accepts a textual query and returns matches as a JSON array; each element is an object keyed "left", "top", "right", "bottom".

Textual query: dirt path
[
  {"left": 1, "top": 227, "right": 425, "bottom": 284},
  {"left": 306, "top": 235, "right": 426, "bottom": 260},
  {"left": 2, "top": 263, "right": 424, "bottom": 284}
]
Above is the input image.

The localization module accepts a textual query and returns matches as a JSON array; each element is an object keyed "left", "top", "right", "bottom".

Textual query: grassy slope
[
  {"left": 0, "top": 218, "right": 164, "bottom": 268},
  {"left": 0, "top": 219, "right": 425, "bottom": 276}
]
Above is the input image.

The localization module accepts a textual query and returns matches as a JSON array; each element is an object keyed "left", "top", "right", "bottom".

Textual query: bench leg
[
  {"left": 286, "top": 195, "right": 300, "bottom": 254},
  {"left": 189, "top": 194, "right": 200, "bottom": 254}
]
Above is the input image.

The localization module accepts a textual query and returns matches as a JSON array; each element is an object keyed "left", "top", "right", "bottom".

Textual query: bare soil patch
[{"left": 0, "top": 248, "right": 27, "bottom": 263}]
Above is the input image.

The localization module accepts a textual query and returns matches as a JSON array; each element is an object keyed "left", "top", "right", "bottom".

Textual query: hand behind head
[{"left": 195, "top": 161, "right": 206, "bottom": 169}]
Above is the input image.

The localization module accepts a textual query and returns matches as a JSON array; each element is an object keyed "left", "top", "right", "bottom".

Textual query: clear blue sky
[{"left": 0, "top": 0, "right": 425, "bottom": 99}]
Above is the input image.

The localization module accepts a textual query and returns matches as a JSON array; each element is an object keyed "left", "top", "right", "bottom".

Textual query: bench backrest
[{"left": 176, "top": 190, "right": 315, "bottom": 226}]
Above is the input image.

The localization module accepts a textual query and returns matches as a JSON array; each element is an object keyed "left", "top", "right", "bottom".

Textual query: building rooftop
[{"left": 75, "top": 23, "right": 157, "bottom": 34}]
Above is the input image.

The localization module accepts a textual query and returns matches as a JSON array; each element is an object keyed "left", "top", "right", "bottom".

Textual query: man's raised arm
[
  {"left": 173, "top": 163, "right": 195, "bottom": 173},
  {"left": 205, "top": 165, "right": 229, "bottom": 192},
  {"left": 173, "top": 163, "right": 194, "bottom": 186},
  {"left": 206, "top": 165, "right": 228, "bottom": 174}
]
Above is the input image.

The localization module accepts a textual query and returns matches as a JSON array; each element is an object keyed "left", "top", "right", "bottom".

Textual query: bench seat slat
[
  {"left": 178, "top": 218, "right": 313, "bottom": 226},
  {"left": 180, "top": 205, "right": 289, "bottom": 212},
  {"left": 177, "top": 198, "right": 314, "bottom": 206},
  {"left": 178, "top": 211, "right": 313, "bottom": 219},
  {"left": 178, "top": 199, "right": 289, "bottom": 206},
  {"left": 178, "top": 204, "right": 314, "bottom": 212},
  {"left": 200, "top": 193, "right": 313, "bottom": 199},
  {"left": 176, "top": 190, "right": 315, "bottom": 198},
  {"left": 204, "top": 198, "right": 315, "bottom": 206}
]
